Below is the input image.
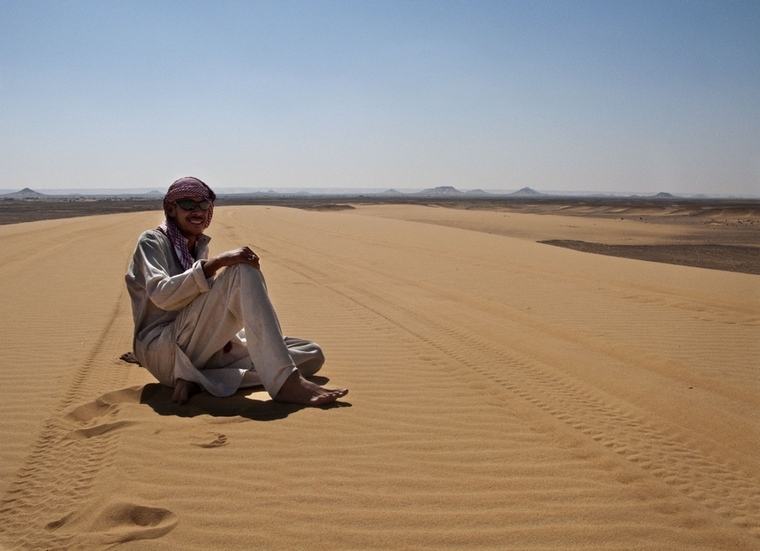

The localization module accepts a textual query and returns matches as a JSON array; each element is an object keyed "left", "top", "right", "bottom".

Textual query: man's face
[{"left": 166, "top": 195, "right": 211, "bottom": 239}]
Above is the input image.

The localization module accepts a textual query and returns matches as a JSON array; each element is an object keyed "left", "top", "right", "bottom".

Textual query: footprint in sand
[
  {"left": 61, "top": 387, "right": 142, "bottom": 439},
  {"left": 96, "top": 503, "right": 177, "bottom": 543},
  {"left": 48, "top": 502, "right": 179, "bottom": 545},
  {"left": 191, "top": 432, "right": 229, "bottom": 448}
]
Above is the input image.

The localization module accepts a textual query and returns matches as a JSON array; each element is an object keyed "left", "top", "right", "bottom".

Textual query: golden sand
[{"left": 0, "top": 205, "right": 758, "bottom": 550}]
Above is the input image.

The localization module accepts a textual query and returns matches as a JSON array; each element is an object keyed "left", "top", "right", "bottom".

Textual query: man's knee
[
  {"left": 224, "top": 262, "right": 262, "bottom": 277},
  {"left": 217, "top": 263, "right": 266, "bottom": 289}
]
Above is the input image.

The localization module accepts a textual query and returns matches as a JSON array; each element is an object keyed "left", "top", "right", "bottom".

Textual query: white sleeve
[{"left": 134, "top": 231, "right": 211, "bottom": 311}]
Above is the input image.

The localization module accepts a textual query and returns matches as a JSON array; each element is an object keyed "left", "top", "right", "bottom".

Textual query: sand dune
[{"left": 0, "top": 205, "right": 758, "bottom": 550}]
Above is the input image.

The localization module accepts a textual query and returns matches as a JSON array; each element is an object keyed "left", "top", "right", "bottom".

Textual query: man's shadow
[{"left": 140, "top": 376, "right": 351, "bottom": 421}]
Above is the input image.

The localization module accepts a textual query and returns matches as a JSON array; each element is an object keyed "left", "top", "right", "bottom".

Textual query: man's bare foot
[
  {"left": 119, "top": 351, "right": 141, "bottom": 365},
  {"left": 172, "top": 378, "right": 201, "bottom": 405},
  {"left": 274, "top": 371, "right": 348, "bottom": 406}
]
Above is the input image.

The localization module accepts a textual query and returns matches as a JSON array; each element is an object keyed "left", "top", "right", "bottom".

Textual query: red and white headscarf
[{"left": 157, "top": 177, "right": 217, "bottom": 270}]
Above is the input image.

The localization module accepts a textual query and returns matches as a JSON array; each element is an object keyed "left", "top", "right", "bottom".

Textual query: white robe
[{"left": 125, "top": 229, "right": 324, "bottom": 397}]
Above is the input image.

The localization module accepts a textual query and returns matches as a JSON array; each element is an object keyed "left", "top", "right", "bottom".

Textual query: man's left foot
[{"left": 274, "top": 371, "right": 348, "bottom": 406}]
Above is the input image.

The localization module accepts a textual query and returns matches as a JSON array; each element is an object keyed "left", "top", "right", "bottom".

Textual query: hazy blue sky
[{"left": 1, "top": 0, "right": 758, "bottom": 195}]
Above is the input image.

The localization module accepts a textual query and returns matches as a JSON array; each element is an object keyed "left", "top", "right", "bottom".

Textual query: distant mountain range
[
  {"left": 0, "top": 186, "right": 751, "bottom": 200},
  {"left": 381, "top": 186, "right": 544, "bottom": 198}
]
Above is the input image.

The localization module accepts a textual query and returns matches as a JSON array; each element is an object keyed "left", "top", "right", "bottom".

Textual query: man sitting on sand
[{"left": 125, "top": 176, "right": 347, "bottom": 406}]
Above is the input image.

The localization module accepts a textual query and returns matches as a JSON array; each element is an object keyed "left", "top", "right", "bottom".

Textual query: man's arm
[{"left": 134, "top": 232, "right": 211, "bottom": 311}]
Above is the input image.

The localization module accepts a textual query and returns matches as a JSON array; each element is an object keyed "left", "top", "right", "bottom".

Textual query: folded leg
[{"left": 171, "top": 264, "right": 297, "bottom": 397}]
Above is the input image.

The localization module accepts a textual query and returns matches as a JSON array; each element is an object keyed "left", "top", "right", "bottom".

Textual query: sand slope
[{"left": 0, "top": 205, "right": 758, "bottom": 550}]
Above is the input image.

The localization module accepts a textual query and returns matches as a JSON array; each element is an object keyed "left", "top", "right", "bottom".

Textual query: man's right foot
[{"left": 172, "top": 378, "right": 201, "bottom": 405}]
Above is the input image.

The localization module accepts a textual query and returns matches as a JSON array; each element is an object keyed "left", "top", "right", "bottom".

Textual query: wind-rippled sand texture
[{"left": 0, "top": 205, "right": 757, "bottom": 550}]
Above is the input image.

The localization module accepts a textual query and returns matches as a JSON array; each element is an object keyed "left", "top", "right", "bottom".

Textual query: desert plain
[{"left": 0, "top": 197, "right": 758, "bottom": 550}]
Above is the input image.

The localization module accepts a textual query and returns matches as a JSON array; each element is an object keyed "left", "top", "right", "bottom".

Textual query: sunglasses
[{"left": 175, "top": 199, "right": 211, "bottom": 211}]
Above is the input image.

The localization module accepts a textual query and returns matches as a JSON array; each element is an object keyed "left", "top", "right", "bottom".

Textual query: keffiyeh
[{"left": 157, "top": 177, "right": 216, "bottom": 271}]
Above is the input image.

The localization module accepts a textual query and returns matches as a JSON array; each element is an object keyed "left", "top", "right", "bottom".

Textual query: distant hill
[
  {"left": 3, "top": 187, "right": 47, "bottom": 199},
  {"left": 411, "top": 186, "right": 495, "bottom": 197},
  {"left": 415, "top": 186, "right": 464, "bottom": 197},
  {"left": 508, "top": 187, "right": 544, "bottom": 197}
]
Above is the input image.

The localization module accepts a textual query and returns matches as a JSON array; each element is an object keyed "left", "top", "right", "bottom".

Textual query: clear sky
[{"left": 1, "top": 0, "right": 759, "bottom": 195}]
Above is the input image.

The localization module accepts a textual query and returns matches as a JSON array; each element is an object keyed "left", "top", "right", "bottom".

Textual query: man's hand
[{"left": 203, "top": 246, "right": 260, "bottom": 278}]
